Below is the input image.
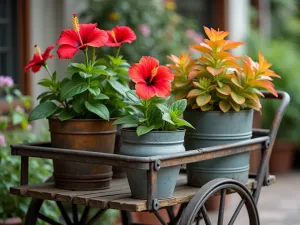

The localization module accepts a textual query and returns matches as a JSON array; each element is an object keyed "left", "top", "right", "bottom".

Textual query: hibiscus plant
[
  {"left": 168, "top": 27, "right": 280, "bottom": 112},
  {"left": 113, "top": 56, "right": 194, "bottom": 136},
  {"left": 25, "top": 14, "right": 136, "bottom": 121}
]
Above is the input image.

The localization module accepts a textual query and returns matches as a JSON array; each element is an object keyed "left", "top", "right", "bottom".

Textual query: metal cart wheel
[
  {"left": 179, "top": 178, "right": 260, "bottom": 225},
  {"left": 25, "top": 198, "right": 108, "bottom": 225}
]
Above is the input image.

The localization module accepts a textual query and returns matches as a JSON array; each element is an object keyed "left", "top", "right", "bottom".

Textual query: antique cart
[{"left": 9, "top": 91, "right": 289, "bottom": 225}]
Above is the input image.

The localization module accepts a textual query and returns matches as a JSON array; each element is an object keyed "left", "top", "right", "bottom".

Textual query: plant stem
[
  {"left": 116, "top": 47, "right": 121, "bottom": 58},
  {"left": 144, "top": 99, "right": 150, "bottom": 127},
  {"left": 92, "top": 47, "right": 96, "bottom": 64},
  {"left": 84, "top": 48, "right": 89, "bottom": 67},
  {"left": 44, "top": 64, "right": 53, "bottom": 79}
]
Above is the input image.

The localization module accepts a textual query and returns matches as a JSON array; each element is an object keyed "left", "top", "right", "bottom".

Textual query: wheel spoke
[
  {"left": 218, "top": 189, "right": 227, "bottom": 225},
  {"left": 228, "top": 199, "right": 245, "bottom": 225},
  {"left": 166, "top": 206, "right": 175, "bottom": 221},
  {"left": 86, "top": 209, "right": 105, "bottom": 225},
  {"left": 201, "top": 206, "right": 212, "bottom": 225},
  {"left": 56, "top": 202, "right": 72, "bottom": 225},
  {"left": 153, "top": 210, "right": 168, "bottom": 225},
  {"left": 72, "top": 204, "right": 78, "bottom": 224},
  {"left": 79, "top": 206, "right": 90, "bottom": 225},
  {"left": 38, "top": 213, "right": 62, "bottom": 225},
  {"left": 196, "top": 211, "right": 202, "bottom": 225},
  {"left": 174, "top": 203, "right": 187, "bottom": 224}
]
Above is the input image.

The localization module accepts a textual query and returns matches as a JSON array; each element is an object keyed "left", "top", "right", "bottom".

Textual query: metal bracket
[
  {"left": 264, "top": 140, "right": 270, "bottom": 150},
  {"left": 154, "top": 159, "right": 161, "bottom": 171},
  {"left": 152, "top": 198, "right": 160, "bottom": 210}
]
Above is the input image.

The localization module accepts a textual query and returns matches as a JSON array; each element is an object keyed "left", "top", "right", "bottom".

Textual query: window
[{"left": 0, "top": 0, "right": 19, "bottom": 85}]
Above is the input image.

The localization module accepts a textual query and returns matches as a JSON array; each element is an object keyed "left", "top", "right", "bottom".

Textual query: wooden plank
[
  {"left": 10, "top": 183, "right": 54, "bottom": 196},
  {"left": 88, "top": 193, "right": 132, "bottom": 209},
  {"left": 54, "top": 178, "right": 129, "bottom": 203},
  {"left": 72, "top": 186, "right": 130, "bottom": 206}
]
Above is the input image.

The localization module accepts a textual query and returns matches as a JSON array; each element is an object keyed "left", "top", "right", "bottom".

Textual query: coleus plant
[
  {"left": 25, "top": 14, "right": 136, "bottom": 121},
  {"left": 113, "top": 56, "right": 194, "bottom": 136},
  {"left": 168, "top": 27, "right": 280, "bottom": 112}
]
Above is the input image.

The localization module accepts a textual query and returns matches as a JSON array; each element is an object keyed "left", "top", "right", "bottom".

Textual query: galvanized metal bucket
[
  {"left": 49, "top": 118, "right": 117, "bottom": 190},
  {"left": 184, "top": 109, "right": 253, "bottom": 187},
  {"left": 120, "top": 128, "right": 185, "bottom": 199}
]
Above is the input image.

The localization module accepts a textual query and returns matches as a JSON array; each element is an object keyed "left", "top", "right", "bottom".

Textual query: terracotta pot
[
  {"left": 269, "top": 140, "right": 296, "bottom": 174},
  {"left": 0, "top": 217, "right": 22, "bottom": 225},
  {"left": 49, "top": 118, "right": 117, "bottom": 190}
]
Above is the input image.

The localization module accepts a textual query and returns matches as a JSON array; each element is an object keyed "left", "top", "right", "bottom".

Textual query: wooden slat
[{"left": 10, "top": 175, "right": 276, "bottom": 212}]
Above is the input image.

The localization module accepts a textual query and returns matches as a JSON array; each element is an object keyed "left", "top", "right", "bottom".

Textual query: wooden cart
[{"left": 10, "top": 91, "right": 289, "bottom": 225}]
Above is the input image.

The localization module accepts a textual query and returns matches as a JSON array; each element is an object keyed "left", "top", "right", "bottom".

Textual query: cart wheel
[
  {"left": 179, "top": 178, "right": 260, "bottom": 225},
  {"left": 25, "top": 198, "right": 107, "bottom": 225}
]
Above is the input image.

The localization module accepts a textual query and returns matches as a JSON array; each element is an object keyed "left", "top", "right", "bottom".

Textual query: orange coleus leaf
[
  {"left": 203, "top": 26, "right": 229, "bottom": 41},
  {"left": 201, "top": 104, "right": 213, "bottom": 111},
  {"left": 190, "top": 43, "right": 212, "bottom": 54},
  {"left": 168, "top": 54, "right": 180, "bottom": 64},
  {"left": 229, "top": 100, "right": 241, "bottom": 112},
  {"left": 196, "top": 94, "right": 211, "bottom": 106},
  {"left": 187, "top": 89, "right": 206, "bottom": 98},
  {"left": 219, "top": 100, "right": 231, "bottom": 112},
  {"left": 204, "top": 39, "right": 227, "bottom": 51},
  {"left": 207, "top": 67, "right": 224, "bottom": 76},
  {"left": 231, "top": 92, "right": 246, "bottom": 105},
  {"left": 246, "top": 99, "right": 262, "bottom": 111},
  {"left": 221, "top": 40, "right": 244, "bottom": 51},
  {"left": 248, "top": 80, "right": 278, "bottom": 97},
  {"left": 258, "top": 51, "right": 272, "bottom": 71},
  {"left": 188, "top": 71, "right": 199, "bottom": 80},
  {"left": 174, "top": 81, "right": 189, "bottom": 88}
]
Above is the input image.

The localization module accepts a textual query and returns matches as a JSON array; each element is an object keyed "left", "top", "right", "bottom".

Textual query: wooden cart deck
[{"left": 10, "top": 173, "right": 276, "bottom": 212}]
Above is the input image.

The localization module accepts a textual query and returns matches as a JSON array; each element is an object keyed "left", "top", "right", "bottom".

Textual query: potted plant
[
  {"left": 167, "top": 27, "right": 280, "bottom": 187},
  {"left": 114, "top": 56, "right": 194, "bottom": 199},
  {"left": 24, "top": 14, "right": 136, "bottom": 190},
  {"left": 0, "top": 79, "right": 53, "bottom": 224}
]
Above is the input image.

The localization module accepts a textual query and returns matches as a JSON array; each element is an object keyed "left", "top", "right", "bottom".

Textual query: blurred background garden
[{"left": 0, "top": 0, "right": 299, "bottom": 224}]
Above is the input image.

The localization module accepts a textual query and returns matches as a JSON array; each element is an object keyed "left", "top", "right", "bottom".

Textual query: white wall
[{"left": 226, "top": 0, "right": 250, "bottom": 56}]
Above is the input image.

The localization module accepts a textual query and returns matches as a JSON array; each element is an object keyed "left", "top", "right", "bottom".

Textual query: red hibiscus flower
[
  {"left": 106, "top": 25, "right": 136, "bottom": 47},
  {"left": 129, "top": 56, "right": 174, "bottom": 99},
  {"left": 24, "top": 45, "right": 55, "bottom": 73},
  {"left": 56, "top": 14, "right": 108, "bottom": 59}
]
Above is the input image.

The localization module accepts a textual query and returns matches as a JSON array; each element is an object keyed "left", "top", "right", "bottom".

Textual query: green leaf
[
  {"left": 84, "top": 101, "right": 110, "bottom": 120},
  {"left": 90, "top": 66, "right": 108, "bottom": 75},
  {"left": 136, "top": 125, "right": 155, "bottom": 136},
  {"left": 219, "top": 100, "right": 231, "bottom": 112},
  {"left": 58, "top": 110, "right": 75, "bottom": 121},
  {"left": 13, "top": 89, "right": 22, "bottom": 97},
  {"left": 216, "top": 84, "right": 231, "bottom": 95},
  {"left": 37, "top": 92, "right": 52, "bottom": 100},
  {"left": 113, "top": 115, "right": 139, "bottom": 125},
  {"left": 173, "top": 118, "right": 194, "bottom": 129},
  {"left": 126, "top": 90, "right": 141, "bottom": 103},
  {"left": 107, "top": 79, "right": 128, "bottom": 97},
  {"left": 38, "top": 78, "right": 52, "bottom": 87},
  {"left": 5, "top": 95, "right": 13, "bottom": 104},
  {"left": 60, "top": 77, "right": 89, "bottom": 100},
  {"left": 52, "top": 71, "right": 57, "bottom": 82},
  {"left": 40, "top": 94, "right": 56, "bottom": 103},
  {"left": 79, "top": 72, "right": 92, "bottom": 79},
  {"left": 88, "top": 87, "right": 101, "bottom": 96},
  {"left": 90, "top": 80, "right": 100, "bottom": 87},
  {"left": 67, "top": 63, "right": 87, "bottom": 73},
  {"left": 231, "top": 92, "right": 246, "bottom": 105},
  {"left": 93, "top": 93, "right": 109, "bottom": 100},
  {"left": 162, "top": 113, "right": 175, "bottom": 125},
  {"left": 72, "top": 95, "right": 85, "bottom": 113},
  {"left": 196, "top": 94, "right": 211, "bottom": 107},
  {"left": 156, "top": 104, "right": 169, "bottom": 113},
  {"left": 28, "top": 102, "right": 57, "bottom": 121},
  {"left": 170, "top": 99, "right": 187, "bottom": 116}
]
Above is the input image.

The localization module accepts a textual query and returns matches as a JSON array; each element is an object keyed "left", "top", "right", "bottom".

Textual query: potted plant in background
[
  {"left": 24, "top": 14, "right": 136, "bottom": 190},
  {"left": 114, "top": 56, "right": 194, "bottom": 199},
  {"left": 0, "top": 77, "right": 53, "bottom": 224},
  {"left": 168, "top": 27, "right": 280, "bottom": 187}
]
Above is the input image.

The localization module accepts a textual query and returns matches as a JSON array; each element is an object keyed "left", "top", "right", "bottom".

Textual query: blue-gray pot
[
  {"left": 120, "top": 128, "right": 185, "bottom": 199},
  {"left": 184, "top": 109, "right": 253, "bottom": 187}
]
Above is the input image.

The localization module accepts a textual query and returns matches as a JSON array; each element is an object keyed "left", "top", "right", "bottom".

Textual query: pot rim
[
  {"left": 186, "top": 108, "right": 253, "bottom": 114},
  {"left": 121, "top": 127, "right": 186, "bottom": 133},
  {"left": 48, "top": 117, "right": 118, "bottom": 122}
]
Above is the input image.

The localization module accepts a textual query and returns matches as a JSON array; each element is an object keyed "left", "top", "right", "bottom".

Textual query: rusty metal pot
[{"left": 49, "top": 118, "right": 117, "bottom": 190}]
